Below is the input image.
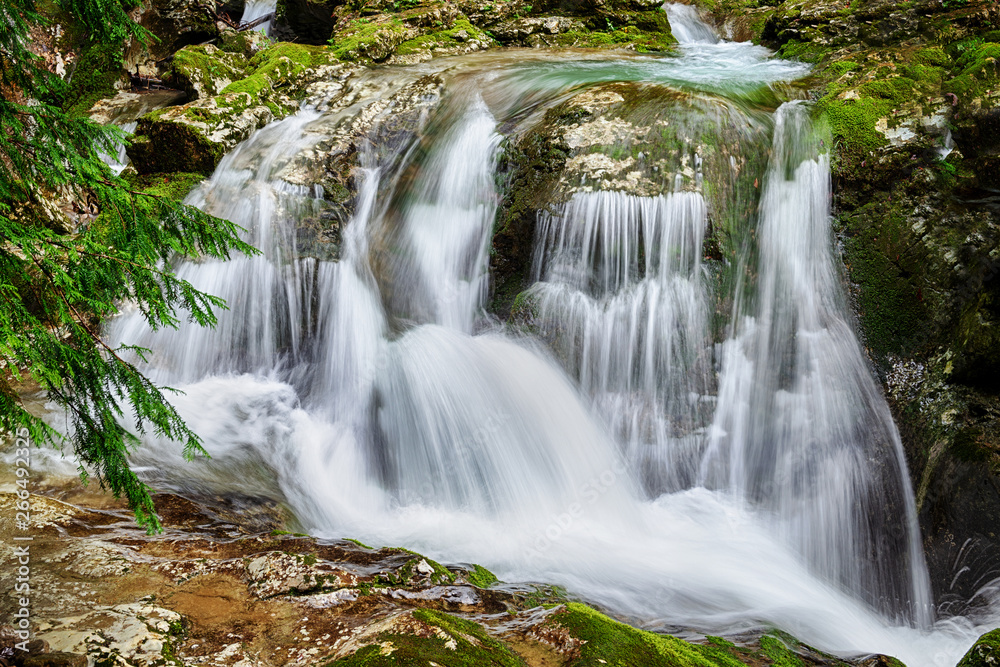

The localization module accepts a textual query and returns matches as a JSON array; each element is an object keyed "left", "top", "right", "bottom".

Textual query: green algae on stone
[
  {"left": 122, "top": 171, "right": 207, "bottom": 202},
  {"left": 64, "top": 41, "right": 127, "bottom": 117},
  {"left": 549, "top": 602, "right": 747, "bottom": 667},
  {"left": 222, "top": 42, "right": 338, "bottom": 101},
  {"left": 549, "top": 603, "right": 874, "bottom": 667},
  {"left": 945, "top": 41, "right": 1000, "bottom": 102}
]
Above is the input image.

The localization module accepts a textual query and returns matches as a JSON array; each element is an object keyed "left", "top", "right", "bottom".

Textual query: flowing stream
[{"left": 103, "top": 6, "right": 1000, "bottom": 666}]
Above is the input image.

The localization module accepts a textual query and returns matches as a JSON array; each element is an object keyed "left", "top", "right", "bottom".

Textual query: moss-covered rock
[
  {"left": 393, "top": 18, "right": 495, "bottom": 61},
  {"left": 128, "top": 42, "right": 346, "bottom": 175},
  {"left": 328, "top": 609, "right": 530, "bottom": 666},
  {"left": 167, "top": 43, "right": 248, "bottom": 100},
  {"left": 330, "top": 15, "right": 410, "bottom": 62},
  {"left": 957, "top": 629, "right": 1000, "bottom": 667}
]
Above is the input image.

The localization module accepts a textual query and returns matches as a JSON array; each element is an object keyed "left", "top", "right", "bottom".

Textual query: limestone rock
[
  {"left": 167, "top": 43, "right": 249, "bottom": 100},
  {"left": 492, "top": 16, "right": 586, "bottom": 45},
  {"left": 39, "top": 604, "right": 183, "bottom": 667}
]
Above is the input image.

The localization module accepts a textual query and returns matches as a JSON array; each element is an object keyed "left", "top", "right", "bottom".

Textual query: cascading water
[
  {"left": 101, "top": 8, "right": 1000, "bottom": 667},
  {"left": 703, "top": 103, "right": 932, "bottom": 625},
  {"left": 241, "top": 0, "right": 276, "bottom": 32},
  {"left": 528, "top": 191, "right": 714, "bottom": 495}
]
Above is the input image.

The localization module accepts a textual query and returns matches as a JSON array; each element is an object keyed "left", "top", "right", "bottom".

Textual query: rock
[
  {"left": 128, "top": 43, "right": 348, "bottom": 175},
  {"left": 19, "top": 652, "right": 88, "bottom": 667},
  {"left": 127, "top": 101, "right": 272, "bottom": 174},
  {"left": 490, "top": 80, "right": 773, "bottom": 317},
  {"left": 87, "top": 90, "right": 186, "bottom": 125},
  {"left": 492, "top": 16, "right": 586, "bottom": 45},
  {"left": 958, "top": 629, "right": 1000, "bottom": 667},
  {"left": 39, "top": 604, "right": 183, "bottom": 667},
  {"left": 329, "top": 14, "right": 412, "bottom": 62},
  {"left": 126, "top": 0, "right": 222, "bottom": 76},
  {"left": 166, "top": 43, "right": 248, "bottom": 100}
]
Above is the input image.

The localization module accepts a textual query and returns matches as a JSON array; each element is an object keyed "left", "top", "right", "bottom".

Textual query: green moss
[
  {"left": 221, "top": 42, "right": 334, "bottom": 100},
  {"left": 328, "top": 609, "right": 527, "bottom": 666},
  {"left": 826, "top": 60, "right": 861, "bottom": 76},
  {"left": 816, "top": 95, "right": 891, "bottom": 153},
  {"left": 64, "top": 41, "right": 125, "bottom": 116},
  {"left": 957, "top": 629, "right": 1000, "bottom": 667},
  {"left": 551, "top": 26, "right": 674, "bottom": 52},
  {"left": 914, "top": 47, "right": 949, "bottom": 67},
  {"left": 395, "top": 19, "right": 493, "bottom": 55},
  {"left": 344, "top": 538, "right": 374, "bottom": 549},
  {"left": 329, "top": 18, "right": 407, "bottom": 62},
  {"left": 758, "top": 635, "right": 804, "bottom": 667},
  {"left": 466, "top": 564, "right": 499, "bottom": 588},
  {"left": 123, "top": 172, "right": 206, "bottom": 201},
  {"left": 945, "top": 42, "right": 1000, "bottom": 101},
  {"left": 396, "top": 551, "right": 456, "bottom": 585},
  {"left": 778, "top": 39, "right": 830, "bottom": 64},
  {"left": 170, "top": 45, "right": 246, "bottom": 99},
  {"left": 838, "top": 195, "right": 930, "bottom": 359},
  {"left": 552, "top": 602, "right": 749, "bottom": 667},
  {"left": 128, "top": 117, "right": 227, "bottom": 175}
]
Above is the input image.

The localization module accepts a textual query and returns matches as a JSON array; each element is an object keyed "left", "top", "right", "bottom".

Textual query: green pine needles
[{"left": 1, "top": 0, "right": 257, "bottom": 531}]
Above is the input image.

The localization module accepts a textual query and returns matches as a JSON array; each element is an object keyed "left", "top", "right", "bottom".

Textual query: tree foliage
[{"left": 0, "top": 0, "right": 255, "bottom": 530}]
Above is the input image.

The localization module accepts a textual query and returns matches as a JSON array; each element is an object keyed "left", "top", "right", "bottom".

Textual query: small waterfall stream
[{"left": 102, "top": 7, "right": 1000, "bottom": 667}]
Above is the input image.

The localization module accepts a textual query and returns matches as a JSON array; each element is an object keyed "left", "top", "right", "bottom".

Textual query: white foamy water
[{"left": 99, "top": 9, "right": 1000, "bottom": 667}]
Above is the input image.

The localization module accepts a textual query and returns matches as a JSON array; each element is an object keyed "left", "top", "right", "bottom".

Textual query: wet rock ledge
[{"left": 0, "top": 491, "right": 930, "bottom": 667}]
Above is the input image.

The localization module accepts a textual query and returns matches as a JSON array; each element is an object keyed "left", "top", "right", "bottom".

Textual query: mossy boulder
[
  {"left": 127, "top": 111, "right": 236, "bottom": 174},
  {"left": 393, "top": 18, "right": 495, "bottom": 62},
  {"left": 167, "top": 44, "right": 248, "bottom": 100},
  {"left": 957, "top": 629, "right": 1000, "bottom": 667},
  {"left": 128, "top": 42, "right": 345, "bottom": 175},
  {"left": 330, "top": 15, "right": 410, "bottom": 62},
  {"left": 328, "top": 2, "right": 496, "bottom": 64},
  {"left": 328, "top": 609, "right": 528, "bottom": 666}
]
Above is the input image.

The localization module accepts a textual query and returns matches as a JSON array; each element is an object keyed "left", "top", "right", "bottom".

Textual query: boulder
[
  {"left": 166, "top": 44, "right": 248, "bottom": 100},
  {"left": 491, "top": 80, "right": 773, "bottom": 316},
  {"left": 957, "top": 630, "right": 1000, "bottom": 667},
  {"left": 127, "top": 43, "right": 347, "bottom": 175}
]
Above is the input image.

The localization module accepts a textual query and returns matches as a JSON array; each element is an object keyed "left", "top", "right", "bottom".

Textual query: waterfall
[
  {"left": 241, "top": 0, "right": 276, "bottom": 33},
  {"left": 664, "top": 3, "right": 720, "bottom": 45},
  {"left": 103, "top": 19, "right": 1000, "bottom": 667},
  {"left": 529, "top": 191, "right": 714, "bottom": 495},
  {"left": 704, "top": 103, "right": 932, "bottom": 625}
]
